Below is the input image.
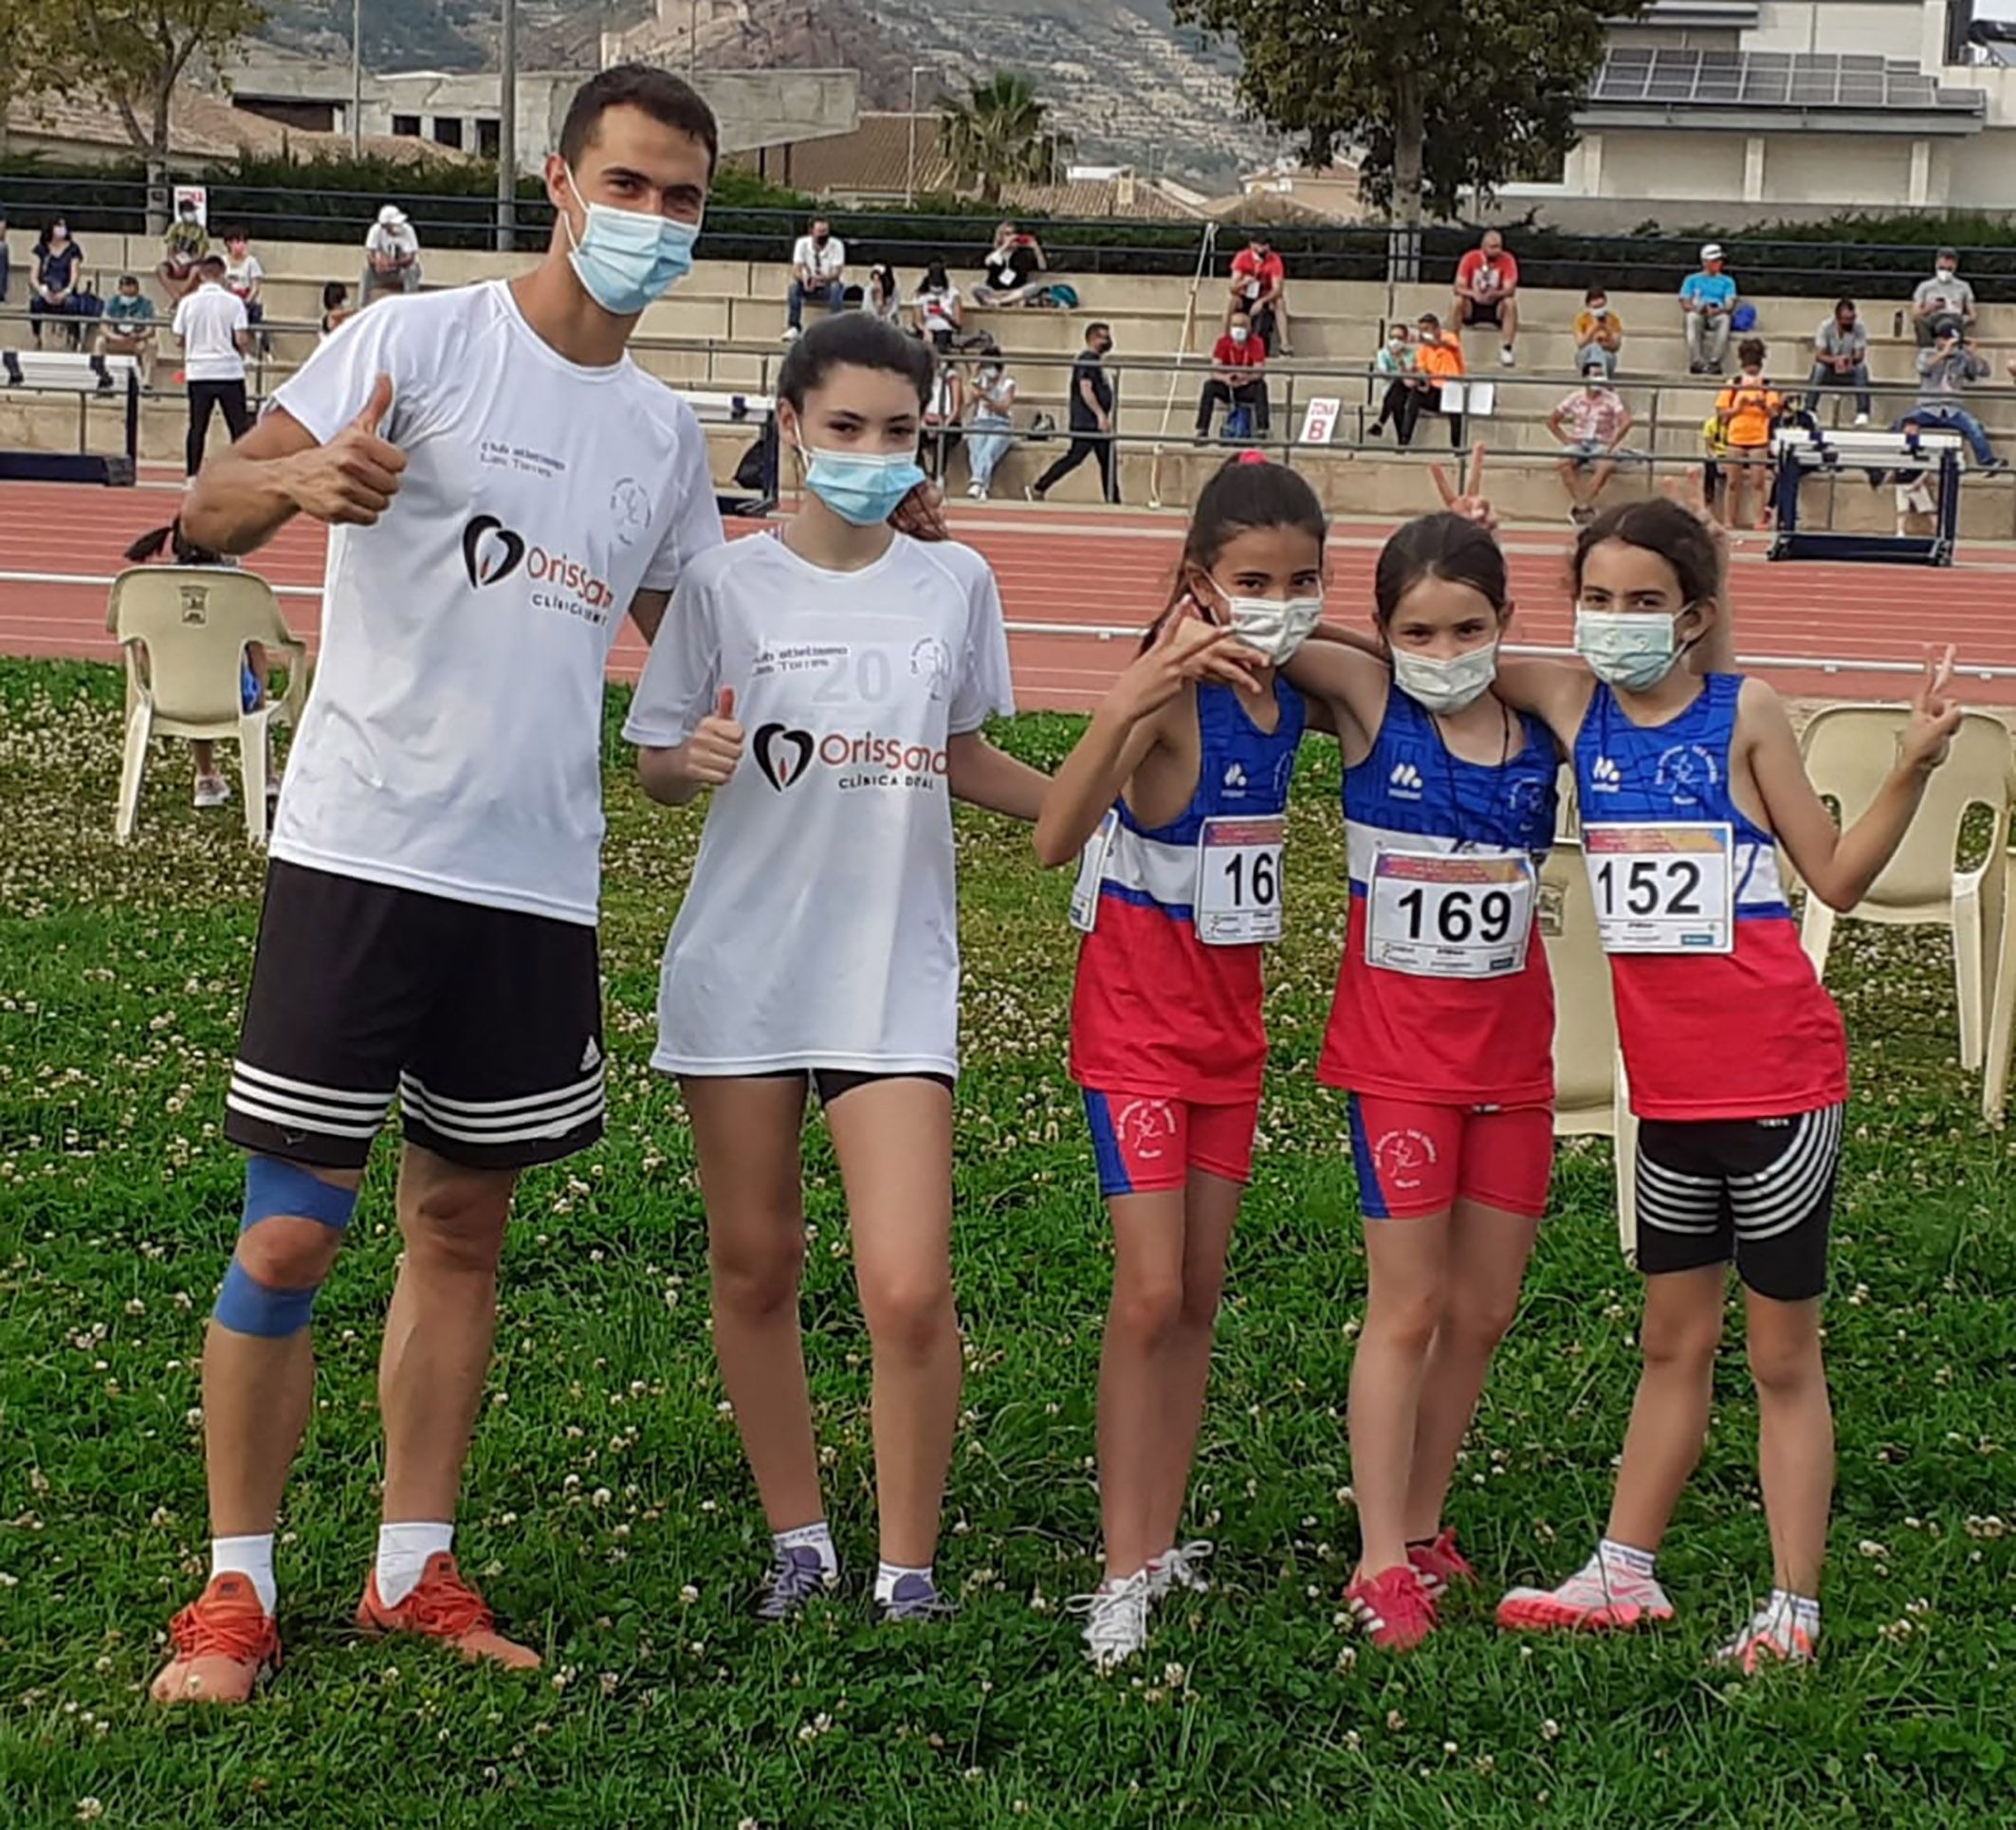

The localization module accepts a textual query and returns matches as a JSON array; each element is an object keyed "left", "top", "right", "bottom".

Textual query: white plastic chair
[
  {"left": 1798, "top": 706, "right": 2015, "bottom": 1103},
  {"left": 108, "top": 566, "right": 308, "bottom": 845},
  {"left": 1541, "top": 838, "right": 1639, "bottom": 1264}
]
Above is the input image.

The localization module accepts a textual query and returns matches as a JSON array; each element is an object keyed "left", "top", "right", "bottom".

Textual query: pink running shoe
[
  {"left": 1345, "top": 1564, "right": 1438, "bottom": 1651},
  {"left": 1407, "top": 1528, "right": 1477, "bottom": 1598},
  {"left": 1496, "top": 1549, "right": 1675, "bottom": 1634},
  {"left": 1714, "top": 1597, "right": 1817, "bottom": 1673}
]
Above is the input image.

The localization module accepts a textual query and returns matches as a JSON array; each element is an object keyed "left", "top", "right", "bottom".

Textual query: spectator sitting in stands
[
  {"left": 29, "top": 218, "right": 88, "bottom": 348},
  {"left": 910, "top": 263, "right": 963, "bottom": 350},
  {"left": 1680, "top": 243, "right": 1737, "bottom": 375},
  {"left": 156, "top": 199, "right": 208, "bottom": 302},
  {"left": 362, "top": 205, "right": 422, "bottom": 303},
  {"left": 1902, "top": 320, "right": 2001, "bottom": 470},
  {"left": 964, "top": 343, "right": 1018, "bottom": 500},
  {"left": 1714, "top": 337, "right": 1784, "bottom": 529},
  {"left": 1549, "top": 349, "right": 1633, "bottom": 526},
  {"left": 220, "top": 228, "right": 266, "bottom": 328},
  {"left": 975, "top": 221, "right": 1047, "bottom": 306},
  {"left": 785, "top": 215, "right": 846, "bottom": 340},
  {"left": 1412, "top": 312, "right": 1467, "bottom": 451},
  {"left": 320, "top": 281, "right": 357, "bottom": 339},
  {"left": 94, "top": 274, "right": 157, "bottom": 388},
  {"left": 866, "top": 264, "right": 903, "bottom": 325},
  {"left": 1573, "top": 286, "right": 1623, "bottom": 378},
  {"left": 1806, "top": 297, "right": 1872, "bottom": 427},
  {"left": 1195, "top": 310, "right": 1270, "bottom": 442},
  {"left": 1453, "top": 227, "right": 1519, "bottom": 369},
  {"left": 1226, "top": 232, "right": 1290, "bottom": 355},
  {"left": 1911, "top": 247, "right": 1975, "bottom": 349},
  {"left": 1369, "top": 321, "right": 1429, "bottom": 445},
  {"left": 920, "top": 356, "right": 964, "bottom": 483}
]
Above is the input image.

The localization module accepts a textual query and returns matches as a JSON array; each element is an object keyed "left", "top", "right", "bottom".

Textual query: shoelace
[
  {"left": 1350, "top": 1570, "right": 1435, "bottom": 1638},
  {"left": 399, "top": 1564, "right": 494, "bottom": 1638},
  {"left": 1158, "top": 1540, "right": 1215, "bottom": 1595},
  {"left": 879, "top": 1579, "right": 957, "bottom": 1622},
  {"left": 757, "top": 1548, "right": 833, "bottom": 1620},
  {"left": 1068, "top": 1574, "right": 1149, "bottom": 1664},
  {"left": 169, "top": 1598, "right": 271, "bottom": 1665},
  {"left": 1719, "top": 1604, "right": 1813, "bottom": 1666}
]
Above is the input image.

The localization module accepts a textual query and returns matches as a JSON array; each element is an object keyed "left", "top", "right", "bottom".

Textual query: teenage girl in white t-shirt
[{"left": 626, "top": 314, "right": 1050, "bottom": 1623}]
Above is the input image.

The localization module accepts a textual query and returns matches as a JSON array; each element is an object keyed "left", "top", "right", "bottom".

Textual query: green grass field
[{"left": 2, "top": 656, "right": 2013, "bottom": 1828}]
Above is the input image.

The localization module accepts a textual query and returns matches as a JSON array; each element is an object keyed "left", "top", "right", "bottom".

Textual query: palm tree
[{"left": 938, "top": 74, "right": 1069, "bottom": 204}]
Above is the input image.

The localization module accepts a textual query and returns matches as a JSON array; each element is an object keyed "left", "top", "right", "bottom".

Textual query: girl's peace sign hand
[
  {"left": 1429, "top": 442, "right": 1495, "bottom": 534},
  {"left": 1901, "top": 644, "right": 1962, "bottom": 774}
]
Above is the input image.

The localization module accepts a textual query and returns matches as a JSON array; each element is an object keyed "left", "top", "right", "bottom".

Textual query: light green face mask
[{"left": 1574, "top": 607, "right": 1697, "bottom": 692}]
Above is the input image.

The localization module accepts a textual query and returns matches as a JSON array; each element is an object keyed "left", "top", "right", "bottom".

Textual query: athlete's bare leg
[
  {"left": 1606, "top": 1266, "right": 1726, "bottom": 1553},
  {"left": 377, "top": 1144, "right": 518, "bottom": 1525},
  {"left": 1744, "top": 1288, "right": 1832, "bottom": 1597},
  {"left": 1402, "top": 1199, "right": 1539, "bottom": 1543},
  {"left": 1145, "top": 1170, "right": 1241, "bottom": 1561},
  {"left": 683, "top": 1075, "right": 823, "bottom": 1535},
  {"left": 826, "top": 1077, "right": 960, "bottom": 1569},
  {"left": 1349, "top": 1210, "right": 1451, "bottom": 1577},
  {"left": 202, "top": 1163, "right": 361, "bottom": 1536},
  {"left": 1098, "top": 1185, "right": 1188, "bottom": 1578}
]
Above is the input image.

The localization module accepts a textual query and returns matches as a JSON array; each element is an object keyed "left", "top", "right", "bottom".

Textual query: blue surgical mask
[
  {"left": 561, "top": 164, "right": 699, "bottom": 316},
  {"left": 1575, "top": 608, "right": 1695, "bottom": 692},
  {"left": 798, "top": 444, "right": 926, "bottom": 526}
]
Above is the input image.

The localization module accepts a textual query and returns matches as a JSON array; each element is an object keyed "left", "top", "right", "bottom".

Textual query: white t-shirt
[
  {"left": 625, "top": 531, "right": 1016, "bottom": 1076},
  {"left": 367, "top": 222, "right": 420, "bottom": 265},
  {"left": 267, "top": 280, "right": 724, "bottom": 924},
  {"left": 223, "top": 250, "right": 265, "bottom": 298},
  {"left": 793, "top": 234, "right": 846, "bottom": 282},
  {"left": 914, "top": 285, "right": 961, "bottom": 335},
  {"left": 172, "top": 284, "right": 248, "bottom": 382}
]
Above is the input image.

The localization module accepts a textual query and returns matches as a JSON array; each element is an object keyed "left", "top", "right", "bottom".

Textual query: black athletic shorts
[
  {"left": 1633, "top": 1104, "right": 1844, "bottom": 1302},
  {"left": 752, "top": 1069, "right": 956, "bottom": 1105},
  {"left": 1465, "top": 298, "right": 1505, "bottom": 329},
  {"left": 224, "top": 860, "right": 604, "bottom": 1172}
]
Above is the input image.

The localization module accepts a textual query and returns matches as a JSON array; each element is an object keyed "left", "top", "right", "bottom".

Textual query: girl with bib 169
[
  {"left": 1285, "top": 511, "right": 1562, "bottom": 1652},
  {"left": 1491, "top": 497, "right": 1959, "bottom": 1671},
  {"left": 625, "top": 314, "right": 1050, "bottom": 1624},
  {"left": 1035, "top": 456, "right": 1324, "bottom": 1670}
]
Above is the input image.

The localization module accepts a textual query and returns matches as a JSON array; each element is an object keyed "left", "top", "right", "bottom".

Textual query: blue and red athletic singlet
[
  {"left": 1069, "top": 676, "right": 1305, "bottom": 1101},
  {"left": 1319, "top": 687, "right": 1560, "bottom": 1106},
  {"left": 1572, "top": 673, "right": 1848, "bottom": 1120}
]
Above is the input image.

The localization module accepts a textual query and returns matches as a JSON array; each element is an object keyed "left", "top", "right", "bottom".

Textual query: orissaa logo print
[
  {"left": 462, "top": 515, "right": 526, "bottom": 588},
  {"left": 754, "top": 723, "right": 815, "bottom": 793}
]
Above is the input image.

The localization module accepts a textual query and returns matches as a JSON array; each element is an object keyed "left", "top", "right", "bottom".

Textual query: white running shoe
[
  {"left": 1854, "top": 412, "right": 1871, "bottom": 428},
  {"left": 1498, "top": 344, "right": 1516, "bottom": 369},
  {"left": 1145, "top": 1540, "right": 1214, "bottom": 1605},
  {"left": 1496, "top": 1548, "right": 1674, "bottom": 1633},
  {"left": 1714, "top": 1595, "right": 1817, "bottom": 1673},
  {"left": 192, "top": 775, "right": 231, "bottom": 809},
  {"left": 1068, "top": 1570, "right": 1150, "bottom": 1672}
]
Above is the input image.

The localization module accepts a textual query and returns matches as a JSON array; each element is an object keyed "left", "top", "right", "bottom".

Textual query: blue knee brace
[{"left": 211, "top": 1156, "right": 358, "bottom": 1338}]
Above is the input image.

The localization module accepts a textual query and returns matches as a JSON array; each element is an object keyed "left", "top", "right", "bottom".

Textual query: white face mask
[
  {"left": 1938, "top": 264, "right": 1957, "bottom": 278},
  {"left": 1575, "top": 608, "right": 1693, "bottom": 692},
  {"left": 1392, "top": 642, "right": 1498, "bottom": 715},
  {"left": 1231, "top": 327, "right": 1250, "bottom": 344},
  {"left": 1211, "top": 581, "right": 1325, "bottom": 665}
]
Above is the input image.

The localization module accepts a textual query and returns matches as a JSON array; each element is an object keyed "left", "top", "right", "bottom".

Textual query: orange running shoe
[
  {"left": 149, "top": 1574, "right": 282, "bottom": 1704},
  {"left": 355, "top": 1551, "right": 541, "bottom": 1669}
]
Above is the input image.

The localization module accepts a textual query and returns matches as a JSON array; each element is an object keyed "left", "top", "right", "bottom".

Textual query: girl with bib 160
[
  {"left": 625, "top": 315, "right": 1049, "bottom": 1624},
  {"left": 1035, "top": 457, "right": 1322, "bottom": 1671},
  {"left": 1490, "top": 497, "right": 1959, "bottom": 1671},
  {"left": 1285, "top": 510, "right": 1562, "bottom": 1652}
]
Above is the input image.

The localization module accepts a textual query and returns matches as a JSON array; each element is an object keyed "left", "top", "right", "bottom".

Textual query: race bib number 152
[{"left": 1584, "top": 822, "right": 1734, "bottom": 954}]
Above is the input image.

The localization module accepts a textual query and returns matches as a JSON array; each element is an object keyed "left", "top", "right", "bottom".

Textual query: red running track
[{"left": 3, "top": 479, "right": 2014, "bottom": 706}]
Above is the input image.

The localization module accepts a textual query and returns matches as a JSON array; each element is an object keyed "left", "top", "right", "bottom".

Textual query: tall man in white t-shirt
[
  {"left": 785, "top": 215, "right": 846, "bottom": 339},
  {"left": 173, "top": 256, "right": 252, "bottom": 476},
  {"left": 150, "top": 65, "right": 728, "bottom": 1706}
]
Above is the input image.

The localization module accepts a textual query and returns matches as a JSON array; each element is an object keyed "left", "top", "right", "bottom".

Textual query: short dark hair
[
  {"left": 559, "top": 64, "right": 719, "bottom": 174},
  {"left": 1417, "top": 312, "right": 1440, "bottom": 329},
  {"left": 1834, "top": 295, "right": 1857, "bottom": 315},
  {"left": 225, "top": 225, "right": 248, "bottom": 242},
  {"left": 322, "top": 281, "right": 349, "bottom": 309},
  {"left": 1736, "top": 336, "right": 1766, "bottom": 369},
  {"left": 778, "top": 311, "right": 935, "bottom": 411},
  {"left": 1585, "top": 285, "right": 1606, "bottom": 303},
  {"left": 198, "top": 254, "right": 227, "bottom": 278},
  {"left": 118, "top": 273, "right": 138, "bottom": 287},
  {"left": 1086, "top": 320, "right": 1111, "bottom": 342}
]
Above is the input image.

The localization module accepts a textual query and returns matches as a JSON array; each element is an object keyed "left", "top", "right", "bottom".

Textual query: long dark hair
[
  {"left": 1571, "top": 498, "right": 1721, "bottom": 607},
  {"left": 1144, "top": 456, "right": 1327, "bottom": 649},
  {"left": 1373, "top": 512, "right": 1507, "bottom": 628}
]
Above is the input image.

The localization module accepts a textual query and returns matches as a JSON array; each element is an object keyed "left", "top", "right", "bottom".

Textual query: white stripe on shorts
[
  {"left": 1635, "top": 1152, "right": 1723, "bottom": 1235},
  {"left": 397, "top": 1070, "right": 604, "bottom": 1145},
  {"left": 227, "top": 1061, "right": 395, "bottom": 1138},
  {"left": 1731, "top": 1105, "right": 1842, "bottom": 1241}
]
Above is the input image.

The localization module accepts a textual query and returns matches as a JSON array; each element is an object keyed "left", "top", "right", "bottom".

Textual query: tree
[
  {"left": 55, "top": 0, "right": 268, "bottom": 199},
  {"left": 0, "top": 0, "right": 74, "bottom": 157},
  {"left": 1169, "top": 0, "right": 1647, "bottom": 225},
  {"left": 938, "top": 74, "right": 1071, "bottom": 205}
]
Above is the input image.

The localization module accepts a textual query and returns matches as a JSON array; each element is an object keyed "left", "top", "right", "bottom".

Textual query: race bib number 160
[{"left": 1195, "top": 815, "right": 1285, "bottom": 945}]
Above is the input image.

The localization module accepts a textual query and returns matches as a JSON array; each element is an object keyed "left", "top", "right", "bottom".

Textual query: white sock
[
  {"left": 1772, "top": 1586, "right": 1822, "bottom": 1629},
  {"left": 211, "top": 1534, "right": 277, "bottom": 1617},
  {"left": 376, "top": 1521, "right": 453, "bottom": 1608},
  {"left": 873, "top": 1560, "right": 931, "bottom": 1605},
  {"left": 775, "top": 1521, "right": 837, "bottom": 1578},
  {"left": 1598, "top": 1537, "right": 1659, "bottom": 1582}
]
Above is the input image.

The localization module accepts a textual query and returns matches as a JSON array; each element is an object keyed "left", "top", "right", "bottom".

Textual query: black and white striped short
[
  {"left": 1634, "top": 1104, "right": 1844, "bottom": 1302},
  {"left": 224, "top": 860, "right": 604, "bottom": 1172}
]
